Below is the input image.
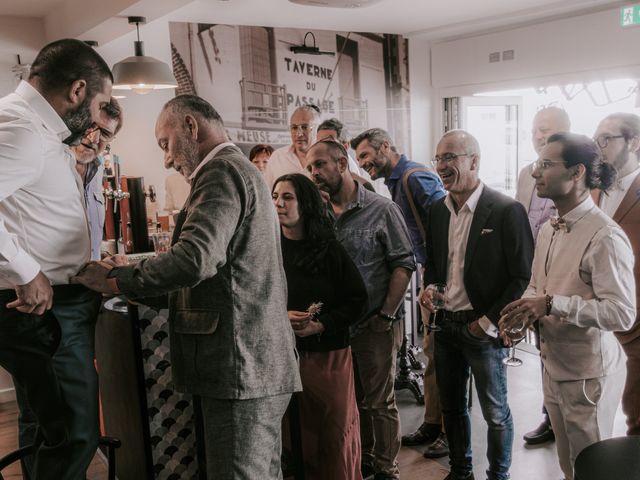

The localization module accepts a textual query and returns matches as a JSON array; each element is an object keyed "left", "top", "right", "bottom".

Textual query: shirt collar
[
  {"left": 560, "top": 196, "right": 594, "bottom": 230},
  {"left": 444, "top": 182, "right": 484, "bottom": 215},
  {"left": 189, "top": 141, "right": 235, "bottom": 181},
  {"left": 388, "top": 154, "right": 409, "bottom": 181},
  {"left": 614, "top": 166, "right": 640, "bottom": 191},
  {"left": 15, "top": 81, "right": 70, "bottom": 141}
]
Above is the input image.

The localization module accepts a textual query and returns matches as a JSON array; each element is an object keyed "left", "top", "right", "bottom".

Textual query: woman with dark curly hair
[{"left": 272, "top": 173, "right": 367, "bottom": 480}]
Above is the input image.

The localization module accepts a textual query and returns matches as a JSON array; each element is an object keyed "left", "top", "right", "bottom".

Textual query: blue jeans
[{"left": 434, "top": 318, "right": 513, "bottom": 480}]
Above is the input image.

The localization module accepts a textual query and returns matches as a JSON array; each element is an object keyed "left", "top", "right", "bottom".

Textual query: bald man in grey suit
[{"left": 75, "top": 95, "right": 301, "bottom": 479}]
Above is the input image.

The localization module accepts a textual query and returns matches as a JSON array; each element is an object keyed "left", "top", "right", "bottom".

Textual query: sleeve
[
  {"left": 316, "top": 242, "right": 368, "bottom": 334},
  {"left": 485, "top": 201, "right": 534, "bottom": 325},
  {"left": 115, "top": 161, "right": 245, "bottom": 297},
  {"left": 551, "top": 226, "right": 636, "bottom": 331},
  {"left": 408, "top": 171, "right": 446, "bottom": 212},
  {"left": 380, "top": 202, "right": 416, "bottom": 272},
  {"left": 522, "top": 229, "right": 547, "bottom": 299},
  {"left": 0, "top": 119, "right": 46, "bottom": 285}
]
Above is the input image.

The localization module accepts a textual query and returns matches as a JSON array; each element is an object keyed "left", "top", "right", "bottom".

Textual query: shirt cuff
[
  {"left": 1, "top": 249, "right": 41, "bottom": 286},
  {"left": 550, "top": 295, "right": 571, "bottom": 321},
  {"left": 478, "top": 315, "right": 499, "bottom": 338}
]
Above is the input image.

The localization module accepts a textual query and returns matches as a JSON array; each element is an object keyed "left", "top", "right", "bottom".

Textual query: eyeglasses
[
  {"left": 431, "top": 152, "right": 471, "bottom": 167},
  {"left": 533, "top": 159, "right": 567, "bottom": 170},
  {"left": 85, "top": 124, "right": 115, "bottom": 145},
  {"left": 289, "top": 124, "right": 313, "bottom": 133},
  {"left": 593, "top": 135, "right": 624, "bottom": 149}
]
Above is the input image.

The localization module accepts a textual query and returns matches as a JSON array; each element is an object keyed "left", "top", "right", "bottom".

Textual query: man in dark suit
[
  {"left": 420, "top": 130, "right": 534, "bottom": 480},
  {"left": 74, "top": 95, "right": 301, "bottom": 479},
  {"left": 593, "top": 113, "right": 640, "bottom": 436}
]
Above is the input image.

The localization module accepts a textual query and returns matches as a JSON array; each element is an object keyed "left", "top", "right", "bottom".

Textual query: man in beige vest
[
  {"left": 515, "top": 106, "right": 570, "bottom": 446},
  {"left": 500, "top": 132, "right": 636, "bottom": 480},
  {"left": 593, "top": 113, "right": 640, "bottom": 436}
]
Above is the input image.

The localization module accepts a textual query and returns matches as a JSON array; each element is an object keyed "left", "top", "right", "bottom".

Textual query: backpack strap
[{"left": 401, "top": 167, "right": 430, "bottom": 243}]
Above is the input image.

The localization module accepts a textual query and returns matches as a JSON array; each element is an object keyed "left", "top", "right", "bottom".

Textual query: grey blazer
[{"left": 115, "top": 144, "right": 302, "bottom": 399}]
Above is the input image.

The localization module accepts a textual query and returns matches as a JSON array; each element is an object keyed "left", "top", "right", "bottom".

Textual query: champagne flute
[
  {"left": 502, "top": 321, "right": 526, "bottom": 367},
  {"left": 426, "top": 283, "right": 447, "bottom": 332}
]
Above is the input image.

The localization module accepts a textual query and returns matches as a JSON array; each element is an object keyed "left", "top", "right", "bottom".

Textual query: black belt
[{"left": 441, "top": 310, "right": 476, "bottom": 323}]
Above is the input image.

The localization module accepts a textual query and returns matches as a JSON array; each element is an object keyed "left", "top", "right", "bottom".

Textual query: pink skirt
[{"left": 297, "top": 346, "right": 363, "bottom": 480}]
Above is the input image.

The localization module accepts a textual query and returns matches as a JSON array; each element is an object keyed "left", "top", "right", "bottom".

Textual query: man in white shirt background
[
  {"left": 500, "top": 132, "right": 636, "bottom": 480},
  {"left": 515, "top": 106, "right": 570, "bottom": 446},
  {"left": 592, "top": 113, "right": 640, "bottom": 437},
  {"left": 263, "top": 104, "right": 320, "bottom": 189},
  {"left": 0, "top": 39, "right": 113, "bottom": 480}
]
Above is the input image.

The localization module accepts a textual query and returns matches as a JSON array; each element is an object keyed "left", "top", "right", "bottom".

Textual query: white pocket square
[{"left": 481, "top": 228, "right": 494, "bottom": 235}]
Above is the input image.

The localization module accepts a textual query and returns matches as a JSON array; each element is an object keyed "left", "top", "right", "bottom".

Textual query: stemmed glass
[
  {"left": 502, "top": 322, "right": 526, "bottom": 367},
  {"left": 425, "top": 283, "right": 447, "bottom": 332}
]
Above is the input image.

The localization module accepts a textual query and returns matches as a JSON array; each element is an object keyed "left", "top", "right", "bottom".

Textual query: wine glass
[
  {"left": 502, "top": 322, "right": 526, "bottom": 367},
  {"left": 425, "top": 283, "right": 447, "bottom": 332}
]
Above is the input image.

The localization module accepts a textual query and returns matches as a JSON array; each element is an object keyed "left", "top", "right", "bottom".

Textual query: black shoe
[
  {"left": 361, "top": 462, "right": 376, "bottom": 480},
  {"left": 523, "top": 420, "right": 555, "bottom": 445},
  {"left": 423, "top": 432, "right": 449, "bottom": 459},
  {"left": 373, "top": 474, "right": 399, "bottom": 480},
  {"left": 401, "top": 422, "right": 441, "bottom": 446},
  {"left": 443, "top": 472, "right": 475, "bottom": 480}
]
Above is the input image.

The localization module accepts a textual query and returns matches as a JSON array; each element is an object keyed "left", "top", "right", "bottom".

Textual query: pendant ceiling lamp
[{"left": 112, "top": 16, "right": 177, "bottom": 95}]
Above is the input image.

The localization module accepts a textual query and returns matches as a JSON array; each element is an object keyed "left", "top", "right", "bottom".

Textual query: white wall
[
  {"left": 431, "top": 7, "right": 640, "bottom": 93},
  {"left": 408, "top": 37, "right": 433, "bottom": 163}
]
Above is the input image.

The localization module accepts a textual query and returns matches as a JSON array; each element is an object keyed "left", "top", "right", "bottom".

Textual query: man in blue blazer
[{"left": 421, "top": 130, "right": 534, "bottom": 480}]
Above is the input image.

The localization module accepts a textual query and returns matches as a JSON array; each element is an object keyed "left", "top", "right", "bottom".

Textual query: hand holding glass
[
  {"left": 502, "top": 319, "right": 526, "bottom": 367},
  {"left": 425, "top": 283, "right": 447, "bottom": 332}
]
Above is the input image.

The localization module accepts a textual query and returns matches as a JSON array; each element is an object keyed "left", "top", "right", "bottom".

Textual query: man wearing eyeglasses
[
  {"left": 263, "top": 104, "right": 320, "bottom": 189},
  {"left": 420, "top": 130, "right": 533, "bottom": 480},
  {"left": 593, "top": 113, "right": 640, "bottom": 438},
  {"left": 72, "top": 98, "right": 122, "bottom": 260},
  {"left": 515, "top": 105, "right": 570, "bottom": 446},
  {"left": 500, "top": 133, "right": 635, "bottom": 480}
]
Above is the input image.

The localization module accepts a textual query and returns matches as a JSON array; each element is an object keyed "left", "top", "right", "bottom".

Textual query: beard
[
  {"left": 62, "top": 97, "right": 93, "bottom": 146},
  {"left": 174, "top": 133, "right": 201, "bottom": 178}
]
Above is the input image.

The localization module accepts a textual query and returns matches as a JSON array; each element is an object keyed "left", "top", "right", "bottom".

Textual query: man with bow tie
[
  {"left": 593, "top": 113, "right": 640, "bottom": 437},
  {"left": 420, "top": 130, "right": 533, "bottom": 480},
  {"left": 500, "top": 132, "right": 636, "bottom": 480}
]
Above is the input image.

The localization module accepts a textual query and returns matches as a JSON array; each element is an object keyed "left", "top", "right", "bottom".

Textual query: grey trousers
[{"left": 200, "top": 393, "right": 291, "bottom": 480}]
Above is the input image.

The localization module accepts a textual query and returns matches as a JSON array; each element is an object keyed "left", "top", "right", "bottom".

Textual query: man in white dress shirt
[
  {"left": 593, "top": 113, "right": 640, "bottom": 436},
  {"left": 263, "top": 104, "right": 320, "bottom": 189},
  {"left": 500, "top": 132, "right": 636, "bottom": 480},
  {"left": 0, "top": 39, "right": 113, "bottom": 480}
]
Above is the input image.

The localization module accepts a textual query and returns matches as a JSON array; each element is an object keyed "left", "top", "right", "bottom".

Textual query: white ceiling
[{"left": 0, "top": 0, "right": 631, "bottom": 46}]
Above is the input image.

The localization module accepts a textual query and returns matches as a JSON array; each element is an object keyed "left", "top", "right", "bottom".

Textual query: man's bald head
[{"left": 532, "top": 107, "right": 571, "bottom": 155}]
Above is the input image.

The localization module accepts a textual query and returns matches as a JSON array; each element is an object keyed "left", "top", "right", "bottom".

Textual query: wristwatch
[{"left": 379, "top": 309, "right": 397, "bottom": 322}]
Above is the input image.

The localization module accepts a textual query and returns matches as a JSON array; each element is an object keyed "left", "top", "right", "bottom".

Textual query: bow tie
[{"left": 550, "top": 216, "right": 569, "bottom": 232}]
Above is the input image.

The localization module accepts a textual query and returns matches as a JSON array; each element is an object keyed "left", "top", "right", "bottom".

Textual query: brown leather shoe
[
  {"left": 401, "top": 422, "right": 440, "bottom": 446},
  {"left": 523, "top": 419, "right": 555, "bottom": 445}
]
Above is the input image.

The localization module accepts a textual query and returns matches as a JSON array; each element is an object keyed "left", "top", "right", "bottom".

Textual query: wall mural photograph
[{"left": 169, "top": 22, "right": 412, "bottom": 156}]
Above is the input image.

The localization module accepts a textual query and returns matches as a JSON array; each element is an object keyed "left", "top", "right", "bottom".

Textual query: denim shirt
[
  {"left": 329, "top": 182, "right": 416, "bottom": 335},
  {"left": 83, "top": 158, "right": 105, "bottom": 261},
  {"left": 385, "top": 155, "right": 446, "bottom": 266}
]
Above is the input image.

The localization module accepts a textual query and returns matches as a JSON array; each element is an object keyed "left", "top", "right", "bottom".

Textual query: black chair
[
  {"left": 0, "top": 436, "right": 121, "bottom": 480},
  {"left": 574, "top": 435, "right": 640, "bottom": 480}
]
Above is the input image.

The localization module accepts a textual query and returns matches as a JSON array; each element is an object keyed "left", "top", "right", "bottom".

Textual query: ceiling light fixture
[
  {"left": 288, "top": 0, "right": 384, "bottom": 7},
  {"left": 112, "top": 16, "right": 177, "bottom": 95}
]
